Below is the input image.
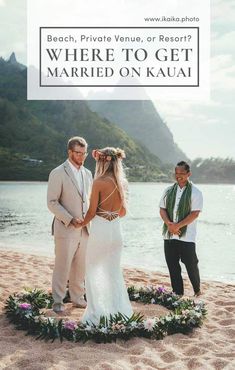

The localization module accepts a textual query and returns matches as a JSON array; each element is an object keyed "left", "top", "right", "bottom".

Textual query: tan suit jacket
[{"left": 47, "top": 160, "right": 92, "bottom": 238}]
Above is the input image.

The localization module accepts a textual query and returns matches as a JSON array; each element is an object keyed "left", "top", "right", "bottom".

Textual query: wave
[
  {"left": 198, "top": 220, "right": 230, "bottom": 226},
  {"left": 127, "top": 217, "right": 230, "bottom": 227}
]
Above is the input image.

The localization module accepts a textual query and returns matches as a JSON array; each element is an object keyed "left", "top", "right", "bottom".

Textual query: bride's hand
[{"left": 75, "top": 218, "right": 84, "bottom": 228}]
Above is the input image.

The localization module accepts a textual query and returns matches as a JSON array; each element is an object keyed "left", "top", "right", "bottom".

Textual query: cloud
[
  {"left": 12, "top": 41, "right": 26, "bottom": 53},
  {"left": 212, "top": 0, "right": 235, "bottom": 25},
  {"left": 154, "top": 99, "right": 235, "bottom": 159},
  {"left": 212, "top": 31, "right": 235, "bottom": 56},
  {"left": 211, "top": 54, "right": 235, "bottom": 90}
]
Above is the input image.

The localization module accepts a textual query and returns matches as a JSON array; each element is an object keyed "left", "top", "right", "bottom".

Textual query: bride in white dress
[{"left": 79, "top": 147, "right": 133, "bottom": 325}]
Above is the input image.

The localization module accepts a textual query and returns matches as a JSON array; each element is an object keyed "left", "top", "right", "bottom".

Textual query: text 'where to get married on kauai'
[{"left": 39, "top": 27, "right": 199, "bottom": 87}]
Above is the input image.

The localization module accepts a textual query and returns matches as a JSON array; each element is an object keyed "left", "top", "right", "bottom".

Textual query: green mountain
[
  {"left": 191, "top": 157, "right": 235, "bottom": 184},
  {"left": 88, "top": 100, "right": 188, "bottom": 164},
  {"left": 0, "top": 55, "right": 168, "bottom": 181}
]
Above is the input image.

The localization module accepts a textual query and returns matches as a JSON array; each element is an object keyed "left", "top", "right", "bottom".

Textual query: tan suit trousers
[{"left": 52, "top": 228, "right": 88, "bottom": 304}]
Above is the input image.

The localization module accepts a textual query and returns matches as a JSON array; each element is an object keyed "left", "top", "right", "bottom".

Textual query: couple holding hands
[{"left": 47, "top": 136, "right": 202, "bottom": 324}]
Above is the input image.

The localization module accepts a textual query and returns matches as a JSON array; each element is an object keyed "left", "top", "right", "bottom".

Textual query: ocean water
[{"left": 0, "top": 182, "right": 234, "bottom": 283}]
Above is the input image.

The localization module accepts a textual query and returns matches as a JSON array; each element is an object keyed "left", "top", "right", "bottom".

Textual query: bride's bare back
[
  {"left": 83, "top": 175, "right": 126, "bottom": 224},
  {"left": 96, "top": 176, "right": 125, "bottom": 220}
]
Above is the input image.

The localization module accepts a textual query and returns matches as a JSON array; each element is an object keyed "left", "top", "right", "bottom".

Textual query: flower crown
[{"left": 92, "top": 148, "right": 126, "bottom": 162}]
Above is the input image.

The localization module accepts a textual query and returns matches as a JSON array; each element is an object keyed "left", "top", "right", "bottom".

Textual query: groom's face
[{"left": 68, "top": 145, "right": 88, "bottom": 167}]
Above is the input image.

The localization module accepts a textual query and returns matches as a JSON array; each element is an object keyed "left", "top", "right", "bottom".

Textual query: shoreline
[
  {"left": 1, "top": 181, "right": 235, "bottom": 185},
  {"left": 1, "top": 246, "right": 234, "bottom": 286}
]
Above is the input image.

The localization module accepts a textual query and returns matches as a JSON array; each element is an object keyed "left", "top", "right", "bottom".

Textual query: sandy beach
[{"left": 0, "top": 250, "right": 234, "bottom": 370}]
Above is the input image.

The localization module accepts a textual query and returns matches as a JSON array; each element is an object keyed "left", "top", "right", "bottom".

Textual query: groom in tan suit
[{"left": 47, "top": 136, "right": 92, "bottom": 313}]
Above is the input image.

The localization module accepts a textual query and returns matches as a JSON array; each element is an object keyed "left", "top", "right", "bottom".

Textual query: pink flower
[
  {"left": 144, "top": 318, "right": 156, "bottom": 331},
  {"left": 157, "top": 286, "right": 166, "bottom": 294},
  {"left": 19, "top": 303, "right": 32, "bottom": 310},
  {"left": 64, "top": 320, "right": 78, "bottom": 331}
]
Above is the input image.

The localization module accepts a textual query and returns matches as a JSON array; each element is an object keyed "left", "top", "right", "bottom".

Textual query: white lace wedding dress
[{"left": 81, "top": 201, "right": 133, "bottom": 325}]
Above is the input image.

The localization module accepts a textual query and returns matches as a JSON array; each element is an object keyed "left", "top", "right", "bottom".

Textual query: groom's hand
[
  {"left": 70, "top": 218, "right": 83, "bottom": 228},
  {"left": 75, "top": 218, "right": 84, "bottom": 228}
]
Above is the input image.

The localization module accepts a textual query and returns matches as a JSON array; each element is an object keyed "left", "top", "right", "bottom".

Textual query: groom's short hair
[{"left": 67, "top": 136, "right": 87, "bottom": 150}]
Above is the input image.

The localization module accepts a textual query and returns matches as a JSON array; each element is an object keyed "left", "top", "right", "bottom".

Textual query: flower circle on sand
[{"left": 5, "top": 286, "right": 206, "bottom": 343}]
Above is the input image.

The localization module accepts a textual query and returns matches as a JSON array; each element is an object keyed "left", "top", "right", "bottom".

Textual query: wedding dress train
[{"left": 81, "top": 214, "right": 133, "bottom": 325}]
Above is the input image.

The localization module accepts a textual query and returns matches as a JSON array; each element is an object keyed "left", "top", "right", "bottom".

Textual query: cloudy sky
[
  {"left": 156, "top": 0, "right": 235, "bottom": 160},
  {"left": 0, "top": 0, "right": 234, "bottom": 160}
]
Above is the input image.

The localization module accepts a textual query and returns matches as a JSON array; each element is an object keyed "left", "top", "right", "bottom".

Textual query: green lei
[{"left": 162, "top": 181, "right": 192, "bottom": 239}]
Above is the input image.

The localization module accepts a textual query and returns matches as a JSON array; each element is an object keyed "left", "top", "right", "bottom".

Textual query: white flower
[
  {"left": 144, "top": 318, "right": 156, "bottom": 331},
  {"left": 134, "top": 293, "right": 140, "bottom": 298},
  {"left": 195, "top": 304, "right": 202, "bottom": 311},
  {"left": 151, "top": 298, "right": 155, "bottom": 304},
  {"left": 48, "top": 318, "right": 56, "bottom": 324},
  {"left": 40, "top": 316, "right": 48, "bottom": 323},
  {"left": 85, "top": 325, "right": 92, "bottom": 331},
  {"left": 99, "top": 327, "right": 108, "bottom": 334},
  {"left": 165, "top": 315, "right": 172, "bottom": 322},
  {"left": 197, "top": 301, "right": 204, "bottom": 307},
  {"left": 130, "top": 321, "right": 138, "bottom": 328}
]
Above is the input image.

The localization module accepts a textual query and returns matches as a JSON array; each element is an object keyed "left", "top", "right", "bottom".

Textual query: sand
[{"left": 0, "top": 250, "right": 234, "bottom": 370}]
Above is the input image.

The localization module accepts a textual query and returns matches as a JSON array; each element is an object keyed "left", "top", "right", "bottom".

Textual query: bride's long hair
[{"left": 92, "top": 147, "right": 128, "bottom": 208}]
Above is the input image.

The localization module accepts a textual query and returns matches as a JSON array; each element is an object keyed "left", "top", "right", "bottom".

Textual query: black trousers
[{"left": 164, "top": 239, "right": 200, "bottom": 295}]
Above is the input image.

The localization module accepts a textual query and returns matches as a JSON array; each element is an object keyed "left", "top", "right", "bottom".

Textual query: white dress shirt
[
  {"left": 67, "top": 159, "right": 84, "bottom": 197},
  {"left": 159, "top": 183, "right": 203, "bottom": 243}
]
